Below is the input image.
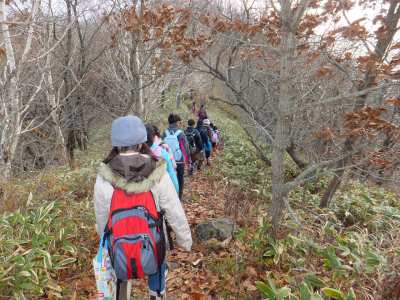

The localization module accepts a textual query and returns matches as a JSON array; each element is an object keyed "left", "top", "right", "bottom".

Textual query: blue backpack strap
[{"left": 174, "top": 129, "right": 182, "bottom": 138}]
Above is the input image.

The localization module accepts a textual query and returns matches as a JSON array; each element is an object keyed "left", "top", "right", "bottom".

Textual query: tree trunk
[
  {"left": 320, "top": 168, "right": 344, "bottom": 208},
  {"left": 63, "top": 0, "right": 90, "bottom": 164},
  {"left": 45, "top": 9, "right": 68, "bottom": 164},
  {"left": 0, "top": 0, "right": 20, "bottom": 179},
  {"left": 63, "top": 0, "right": 78, "bottom": 168},
  {"left": 125, "top": 31, "right": 142, "bottom": 115},
  {"left": 176, "top": 91, "right": 182, "bottom": 108},
  {"left": 271, "top": 136, "right": 288, "bottom": 233},
  {"left": 286, "top": 143, "right": 307, "bottom": 169},
  {"left": 269, "top": 2, "right": 296, "bottom": 234},
  {"left": 73, "top": 0, "right": 88, "bottom": 152},
  {"left": 161, "top": 89, "right": 166, "bottom": 108},
  {"left": 45, "top": 59, "right": 68, "bottom": 164},
  {"left": 136, "top": 42, "right": 144, "bottom": 115}
]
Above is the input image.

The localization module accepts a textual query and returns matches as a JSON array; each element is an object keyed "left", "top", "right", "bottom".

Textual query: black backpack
[{"left": 185, "top": 129, "right": 197, "bottom": 154}]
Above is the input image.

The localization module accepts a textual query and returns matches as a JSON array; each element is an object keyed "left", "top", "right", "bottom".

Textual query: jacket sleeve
[
  {"left": 195, "top": 131, "right": 204, "bottom": 151},
  {"left": 153, "top": 173, "right": 192, "bottom": 251},
  {"left": 178, "top": 133, "right": 191, "bottom": 164},
  {"left": 93, "top": 175, "right": 114, "bottom": 236},
  {"left": 200, "top": 130, "right": 207, "bottom": 145}
]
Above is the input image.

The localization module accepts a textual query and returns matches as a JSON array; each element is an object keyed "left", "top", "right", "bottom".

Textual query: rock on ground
[{"left": 195, "top": 218, "right": 235, "bottom": 242}]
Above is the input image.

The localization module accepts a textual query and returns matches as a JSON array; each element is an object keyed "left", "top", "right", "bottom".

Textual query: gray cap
[
  {"left": 111, "top": 116, "right": 147, "bottom": 147},
  {"left": 203, "top": 118, "right": 211, "bottom": 126}
]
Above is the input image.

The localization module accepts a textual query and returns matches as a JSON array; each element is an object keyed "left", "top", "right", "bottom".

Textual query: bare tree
[{"left": 0, "top": 0, "right": 42, "bottom": 179}]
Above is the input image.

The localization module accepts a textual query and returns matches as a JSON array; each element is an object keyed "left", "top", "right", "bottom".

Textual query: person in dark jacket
[
  {"left": 197, "top": 104, "right": 207, "bottom": 121},
  {"left": 198, "top": 119, "right": 212, "bottom": 166},
  {"left": 185, "top": 119, "right": 204, "bottom": 173},
  {"left": 163, "top": 114, "right": 190, "bottom": 200}
]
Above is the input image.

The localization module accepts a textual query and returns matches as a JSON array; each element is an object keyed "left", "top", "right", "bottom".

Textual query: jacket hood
[
  {"left": 108, "top": 154, "right": 156, "bottom": 182},
  {"left": 98, "top": 156, "right": 167, "bottom": 193}
]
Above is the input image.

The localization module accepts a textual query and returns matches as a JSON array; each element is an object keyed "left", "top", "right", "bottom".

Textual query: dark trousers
[
  {"left": 176, "top": 163, "right": 185, "bottom": 199},
  {"left": 191, "top": 151, "right": 204, "bottom": 171}
]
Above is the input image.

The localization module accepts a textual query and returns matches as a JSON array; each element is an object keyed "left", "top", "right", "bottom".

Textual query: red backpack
[{"left": 104, "top": 188, "right": 166, "bottom": 281}]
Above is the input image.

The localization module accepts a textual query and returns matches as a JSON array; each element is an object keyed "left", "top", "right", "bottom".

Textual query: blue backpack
[{"left": 164, "top": 129, "right": 183, "bottom": 161}]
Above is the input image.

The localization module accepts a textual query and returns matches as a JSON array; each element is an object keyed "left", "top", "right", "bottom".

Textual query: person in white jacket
[{"left": 93, "top": 115, "right": 192, "bottom": 300}]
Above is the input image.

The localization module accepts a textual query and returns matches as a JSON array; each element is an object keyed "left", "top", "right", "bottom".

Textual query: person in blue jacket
[
  {"left": 198, "top": 119, "right": 212, "bottom": 166},
  {"left": 146, "top": 124, "right": 179, "bottom": 193}
]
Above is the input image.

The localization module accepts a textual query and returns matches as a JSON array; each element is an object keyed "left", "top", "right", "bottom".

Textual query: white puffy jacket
[{"left": 93, "top": 161, "right": 192, "bottom": 251}]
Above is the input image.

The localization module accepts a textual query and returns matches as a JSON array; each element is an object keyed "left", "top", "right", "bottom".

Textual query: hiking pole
[{"left": 165, "top": 221, "right": 174, "bottom": 250}]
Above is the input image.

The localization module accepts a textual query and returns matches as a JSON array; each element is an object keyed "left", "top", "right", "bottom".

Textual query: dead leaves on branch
[
  {"left": 345, "top": 106, "right": 399, "bottom": 169},
  {"left": 367, "top": 149, "right": 398, "bottom": 169},
  {"left": 387, "top": 97, "right": 400, "bottom": 106},
  {"left": 118, "top": 4, "right": 211, "bottom": 66},
  {"left": 314, "top": 127, "right": 335, "bottom": 142},
  {"left": 114, "top": 0, "right": 400, "bottom": 80},
  {"left": 344, "top": 106, "right": 398, "bottom": 138},
  {"left": 315, "top": 103, "right": 400, "bottom": 169}
]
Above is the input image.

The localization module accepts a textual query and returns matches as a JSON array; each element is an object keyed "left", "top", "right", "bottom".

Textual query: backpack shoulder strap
[{"left": 174, "top": 129, "right": 182, "bottom": 137}]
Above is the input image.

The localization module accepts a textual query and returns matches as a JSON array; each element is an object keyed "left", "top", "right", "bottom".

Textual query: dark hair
[
  {"left": 188, "top": 119, "right": 195, "bottom": 126},
  {"left": 168, "top": 114, "right": 175, "bottom": 124},
  {"left": 145, "top": 124, "right": 161, "bottom": 147},
  {"left": 168, "top": 113, "right": 181, "bottom": 124},
  {"left": 140, "top": 143, "right": 159, "bottom": 160},
  {"left": 168, "top": 114, "right": 176, "bottom": 124},
  {"left": 146, "top": 124, "right": 155, "bottom": 146},
  {"left": 103, "top": 143, "right": 158, "bottom": 164},
  {"left": 103, "top": 147, "right": 119, "bottom": 164}
]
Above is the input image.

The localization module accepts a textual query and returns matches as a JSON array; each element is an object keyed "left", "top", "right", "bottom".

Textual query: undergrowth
[{"left": 209, "top": 103, "right": 400, "bottom": 300}]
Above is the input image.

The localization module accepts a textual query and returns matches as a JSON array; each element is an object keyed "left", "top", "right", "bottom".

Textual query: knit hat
[
  {"left": 111, "top": 116, "right": 147, "bottom": 147},
  {"left": 203, "top": 119, "right": 211, "bottom": 126}
]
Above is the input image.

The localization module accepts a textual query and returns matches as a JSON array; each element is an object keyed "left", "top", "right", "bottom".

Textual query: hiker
[
  {"left": 191, "top": 100, "right": 196, "bottom": 115},
  {"left": 146, "top": 124, "right": 179, "bottom": 193},
  {"left": 163, "top": 114, "right": 190, "bottom": 200},
  {"left": 210, "top": 123, "right": 220, "bottom": 151},
  {"left": 190, "top": 89, "right": 196, "bottom": 114},
  {"left": 185, "top": 119, "right": 204, "bottom": 174},
  {"left": 197, "top": 104, "right": 208, "bottom": 121},
  {"left": 198, "top": 119, "right": 213, "bottom": 166},
  {"left": 93, "top": 116, "right": 192, "bottom": 300}
]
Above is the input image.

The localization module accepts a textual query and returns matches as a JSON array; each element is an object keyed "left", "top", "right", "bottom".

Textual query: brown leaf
[
  {"left": 188, "top": 292, "right": 206, "bottom": 300},
  {"left": 243, "top": 279, "right": 258, "bottom": 291}
]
